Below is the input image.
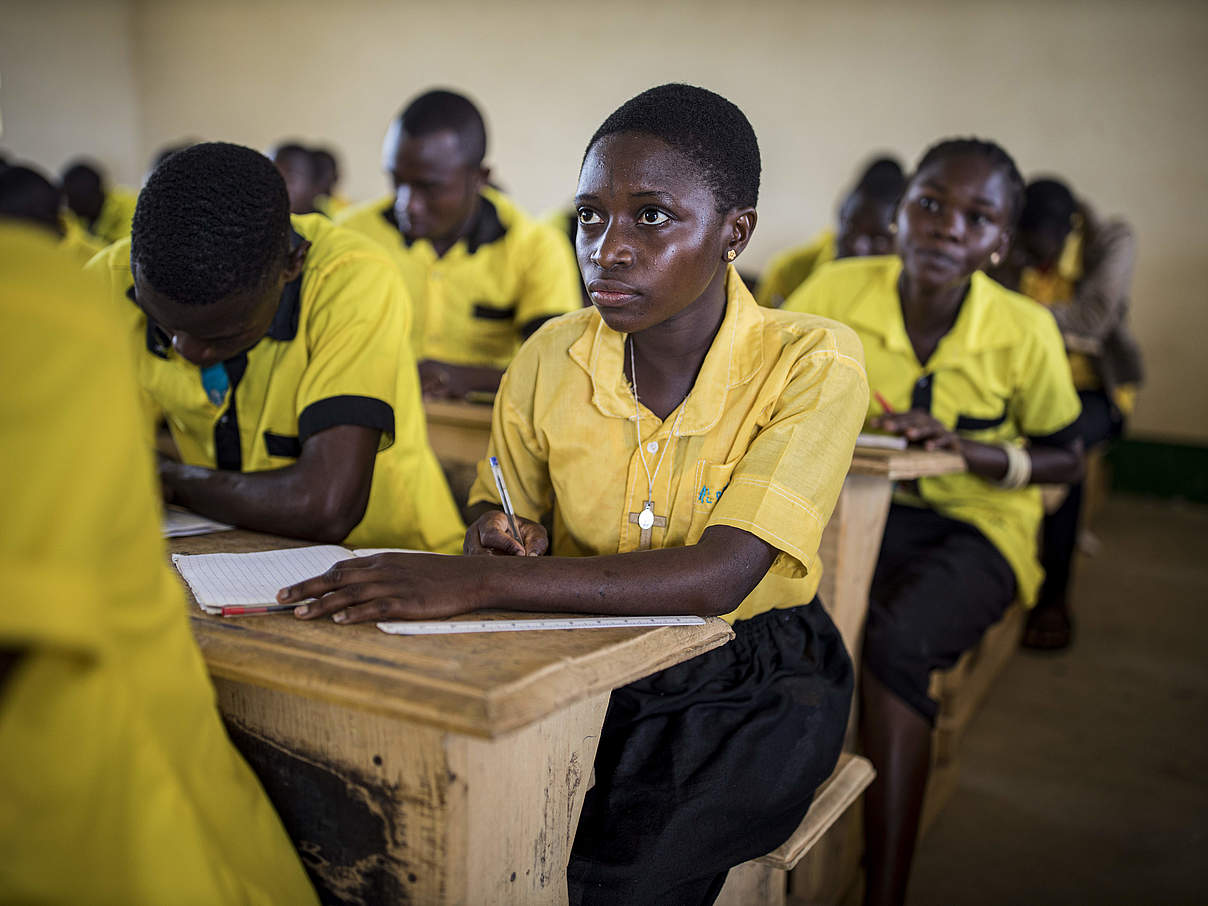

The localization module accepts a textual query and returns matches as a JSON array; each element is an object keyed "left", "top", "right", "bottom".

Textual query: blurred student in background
[
  {"left": 60, "top": 158, "right": 137, "bottom": 245},
  {"left": 338, "top": 88, "right": 581, "bottom": 400},
  {"left": 311, "top": 146, "right": 348, "bottom": 217},
  {"left": 0, "top": 163, "right": 104, "bottom": 265},
  {"left": 993, "top": 177, "right": 1144, "bottom": 649},
  {"left": 757, "top": 156, "right": 905, "bottom": 308},
  {"left": 269, "top": 141, "right": 320, "bottom": 215}
]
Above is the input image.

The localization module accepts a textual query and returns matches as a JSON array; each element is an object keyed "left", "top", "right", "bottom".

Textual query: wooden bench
[{"left": 715, "top": 753, "right": 876, "bottom": 906}]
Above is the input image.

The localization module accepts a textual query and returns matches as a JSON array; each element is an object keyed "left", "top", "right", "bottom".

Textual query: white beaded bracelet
[{"left": 996, "top": 442, "right": 1032, "bottom": 490}]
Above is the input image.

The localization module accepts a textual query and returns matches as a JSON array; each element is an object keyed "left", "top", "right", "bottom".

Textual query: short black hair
[
  {"left": 270, "top": 141, "right": 315, "bottom": 172},
  {"left": 1018, "top": 177, "right": 1077, "bottom": 232},
  {"left": 841, "top": 155, "right": 906, "bottom": 216},
  {"left": 913, "top": 138, "right": 1025, "bottom": 225},
  {"left": 132, "top": 141, "right": 291, "bottom": 306},
  {"left": 61, "top": 160, "right": 104, "bottom": 190},
  {"left": 585, "top": 83, "right": 760, "bottom": 212},
  {"left": 150, "top": 140, "right": 196, "bottom": 173},
  {"left": 312, "top": 147, "right": 339, "bottom": 177},
  {"left": 396, "top": 89, "right": 487, "bottom": 166},
  {"left": 0, "top": 164, "right": 62, "bottom": 230}
]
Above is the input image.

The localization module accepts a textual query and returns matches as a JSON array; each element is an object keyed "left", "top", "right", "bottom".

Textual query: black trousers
[
  {"left": 1038, "top": 389, "right": 1123, "bottom": 608},
  {"left": 567, "top": 601, "right": 853, "bottom": 906},
  {"left": 864, "top": 504, "right": 1017, "bottom": 723}
]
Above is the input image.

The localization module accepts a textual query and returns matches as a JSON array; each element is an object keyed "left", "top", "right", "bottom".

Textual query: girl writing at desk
[
  {"left": 784, "top": 139, "right": 1083, "bottom": 906},
  {"left": 282, "top": 84, "right": 868, "bottom": 904}
]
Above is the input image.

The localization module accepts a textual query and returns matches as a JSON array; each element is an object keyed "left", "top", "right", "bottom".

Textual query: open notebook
[{"left": 172, "top": 545, "right": 425, "bottom": 613}]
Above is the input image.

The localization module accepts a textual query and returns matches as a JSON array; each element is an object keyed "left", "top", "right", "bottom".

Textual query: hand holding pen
[{"left": 463, "top": 457, "right": 550, "bottom": 557}]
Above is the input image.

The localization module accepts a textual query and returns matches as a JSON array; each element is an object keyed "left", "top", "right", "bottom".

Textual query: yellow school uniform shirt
[
  {"left": 336, "top": 187, "right": 582, "bottom": 369},
  {"left": 66, "top": 185, "right": 139, "bottom": 245},
  {"left": 0, "top": 223, "right": 318, "bottom": 905},
  {"left": 784, "top": 257, "right": 1082, "bottom": 606},
  {"left": 61, "top": 214, "right": 107, "bottom": 266},
  {"left": 468, "top": 266, "right": 869, "bottom": 623},
  {"left": 89, "top": 213, "right": 464, "bottom": 552},
  {"left": 755, "top": 229, "right": 836, "bottom": 308}
]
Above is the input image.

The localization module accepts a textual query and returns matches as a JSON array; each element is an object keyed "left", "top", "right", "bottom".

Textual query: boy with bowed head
[
  {"left": 282, "top": 84, "right": 869, "bottom": 904},
  {"left": 786, "top": 139, "right": 1083, "bottom": 906},
  {"left": 88, "top": 142, "right": 464, "bottom": 553}
]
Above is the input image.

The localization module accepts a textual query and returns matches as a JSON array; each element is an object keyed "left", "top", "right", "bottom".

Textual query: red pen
[
  {"left": 874, "top": 391, "right": 897, "bottom": 414},
  {"left": 220, "top": 603, "right": 298, "bottom": 617}
]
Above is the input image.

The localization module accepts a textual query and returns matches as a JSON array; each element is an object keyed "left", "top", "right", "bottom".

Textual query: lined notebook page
[{"left": 172, "top": 546, "right": 350, "bottom": 611}]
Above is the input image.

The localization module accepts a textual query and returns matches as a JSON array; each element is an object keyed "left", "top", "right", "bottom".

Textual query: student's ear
[
  {"left": 723, "top": 207, "right": 758, "bottom": 262},
  {"left": 991, "top": 229, "right": 1012, "bottom": 266},
  {"left": 471, "top": 165, "right": 491, "bottom": 194},
  {"left": 283, "top": 240, "right": 311, "bottom": 282}
]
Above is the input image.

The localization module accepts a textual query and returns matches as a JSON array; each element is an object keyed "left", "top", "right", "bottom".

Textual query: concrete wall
[{"left": 4, "top": 0, "right": 1206, "bottom": 440}]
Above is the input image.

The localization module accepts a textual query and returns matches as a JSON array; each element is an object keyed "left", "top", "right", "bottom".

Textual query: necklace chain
[{"left": 629, "top": 335, "right": 687, "bottom": 521}]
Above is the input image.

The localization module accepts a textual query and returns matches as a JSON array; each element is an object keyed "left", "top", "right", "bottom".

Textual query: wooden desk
[
  {"left": 424, "top": 398, "right": 493, "bottom": 467},
  {"left": 173, "top": 530, "right": 733, "bottom": 905}
]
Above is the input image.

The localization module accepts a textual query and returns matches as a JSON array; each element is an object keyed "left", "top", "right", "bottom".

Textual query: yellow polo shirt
[
  {"left": 89, "top": 213, "right": 464, "bottom": 552},
  {"left": 0, "top": 223, "right": 318, "bottom": 905},
  {"left": 61, "top": 215, "right": 107, "bottom": 266},
  {"left": 785, "top": 257, "right": 1082, "bottom": 606},
  {"left": 756, "top": 229, "right": 836, "bottom": 308},
  {"left": 66, "top": 185, "right": 139, "bottom": 245},
  {"left": 336, "top": 187, "right": 582, "bottom": 369},
  {"left": 468, "top": 266, "right": 869, "bottom": 623}
]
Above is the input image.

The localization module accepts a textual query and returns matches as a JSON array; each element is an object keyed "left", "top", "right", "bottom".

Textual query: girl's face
[
  {"left": 574, "top": 132, "right": 750, "bottom": 335},
  {"left": 896, "top": 153, "right": 1013, "bottom": 291}
]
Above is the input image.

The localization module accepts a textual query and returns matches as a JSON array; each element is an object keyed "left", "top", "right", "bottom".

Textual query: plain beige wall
[
  {"left": 0, "top": 0, "right": 142, "bottom": 181},
  {"left": 3, "top": 0, "right": 1206, "bottom": 441}
]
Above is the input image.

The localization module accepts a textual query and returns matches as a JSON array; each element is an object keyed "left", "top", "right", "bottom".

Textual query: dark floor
[{"left": 908, "top": 495, "right": 1208, "bottom": 905}]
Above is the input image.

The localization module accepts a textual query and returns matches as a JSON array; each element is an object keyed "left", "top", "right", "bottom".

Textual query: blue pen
[{"left": 488, "top": 456, "right": 522, "bottom": 542}]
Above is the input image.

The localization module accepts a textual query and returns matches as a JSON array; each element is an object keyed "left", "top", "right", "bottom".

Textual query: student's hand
[
  {"left": 280, "top": 553, "right": 481, "bottom": 624},
  {"left": 418, "top": 360, "right": 460, "bottom": 398},
  {"left": 464, "top": 510, "right": 549, "bottom": 557},
  {"left": 869, "top": 411, "right": 962, "bottom": 454}
]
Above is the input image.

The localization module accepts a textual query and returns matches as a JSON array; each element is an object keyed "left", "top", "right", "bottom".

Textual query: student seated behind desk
[
  {"left": 282, "top": 84, "right": 867, "bottom": 905},
  {"left": 337, "top": 89, "right": 581, "bottom": 399},
  {"left": 88, "top": 142, "right": 464, "bottom": 552},
  {"left": 785, "top": 138, "right": 1083, "bottom": 906},
  {"left": 756, "top": 156, "right": 905, "bottom": 308},
  {"left": 61, "top": 158, "right": 138, "bottom": 245},
  {"left": 0, "top": 214, "right": 318, "bottom": 904}
]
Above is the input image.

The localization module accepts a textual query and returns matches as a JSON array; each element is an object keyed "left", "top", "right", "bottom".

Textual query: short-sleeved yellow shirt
[
  {"left": 0, "top": 223, "right": 318, "bottom": 905},
  {"left": 468, "top": 267, "right": 869, "bottom": 623},
  {"left": 89, "top": 214, "right": 464, "bottom": 552},
  {"left": 337, "top": 188, "right": 582, "bottom": 369},
  {"left": 61, "top": 215, "right": 107, "bottom": 266},
  {"left": 784, "top": 257, "right": 1082, "bottom": 606},
  {"left": 755, "top": 229, "right": 836, "bottom": 308},
  {"left": 66, "top": 185, "right": 139, "bottom": 245}
]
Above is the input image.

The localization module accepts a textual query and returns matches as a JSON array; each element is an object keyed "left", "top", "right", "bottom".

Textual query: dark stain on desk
[{"left": 225, "top": 719, "right": 417, "bottom": 906}]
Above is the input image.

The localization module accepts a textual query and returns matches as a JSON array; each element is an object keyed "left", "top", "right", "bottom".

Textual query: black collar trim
[{"left": 381, "top": 193, "right": 508, "bottom": 254}]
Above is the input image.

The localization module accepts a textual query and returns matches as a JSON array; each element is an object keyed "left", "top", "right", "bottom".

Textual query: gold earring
[
  {"left": 990, "top": 251, "right": 1002, "bottom": 266},
  {"left": 726, "top": 249, "right": 737, "bottom": 261},
  {"left": 888, "top": 222, "right": 898, "bottom": 235}
]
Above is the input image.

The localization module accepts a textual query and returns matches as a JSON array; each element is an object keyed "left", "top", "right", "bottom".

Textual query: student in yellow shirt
[
  {"left": 0, "top": 218, "right": 318, "bottom": 905},
  {"left": 89, "top": 142, "right": 464, "bottom": 553},
  {"left": 786, "top": 139, "right": 1083, "bottom": 906},
  {"left": 282, "top": 84, "right": 867, "bottom": 904},
  {"left": 270, "top": 141, "right": 320, "bottom": 215},
  {"left": 994, "top": 177, "right": 1144, "bottom": 649},
  {"left": 337, "top": 89, "right": 581, "bottom": 399},
  {"left": 60, "top": 159, "right": 137, "bottom": 244},
  {"left": 756, "top": 157, "right": 905, "bottom": 307},
  {"left": 312, "top": 146, "right": 350, "bottom": 217},
  {"left": 0, "top": 163, "right": 104, "bottom": 265}
]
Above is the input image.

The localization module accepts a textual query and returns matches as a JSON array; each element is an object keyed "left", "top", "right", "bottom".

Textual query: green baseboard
[{"left": 1106, "top": 437, "right": 1208, "bottom": 504}]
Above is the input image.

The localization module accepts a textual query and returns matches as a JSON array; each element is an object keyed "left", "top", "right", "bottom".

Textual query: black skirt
[
  {"left": 864, "top": 503, "right": 1017, "bottom": 723},
  {"left": 567, "top": 600, "right": 853, "bottom": 906}
]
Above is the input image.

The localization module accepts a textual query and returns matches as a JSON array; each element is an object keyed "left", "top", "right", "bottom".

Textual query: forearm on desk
[
  {"left": 473, "top": 526, "right": 777, "bottom": 618},
  {"left": 162, "top": 425, "right": 379, "bottom": 542},
  {"left": 957, "top": 438, "right": 1083, "bottom": 486}
]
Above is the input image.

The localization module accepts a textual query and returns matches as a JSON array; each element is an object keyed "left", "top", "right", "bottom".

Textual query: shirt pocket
[
  {"left": 688, "top": 458, "right": 740, "bottom": 542},
  {"left": 469, "top": 302, "right": 518, "bottom": 362},
  {"left": 263, "top": 431, "right": 302, "bottom": 460}
]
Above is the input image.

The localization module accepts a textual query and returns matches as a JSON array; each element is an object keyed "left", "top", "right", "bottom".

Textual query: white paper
[
  {"left": 172, "top": 545, "right": 350, "bottom": 612},
  {"left": 855, "top": 432, "right": 908, "bottom": 451},
  {"left": 162, "top": 509, "right": 234, "bottom": 538}
]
